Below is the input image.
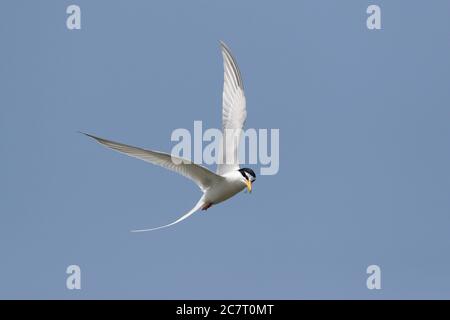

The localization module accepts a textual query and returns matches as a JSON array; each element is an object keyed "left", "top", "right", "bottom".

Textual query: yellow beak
[{"left": 245, "top": 179, "right": 252, "bottom": 193}]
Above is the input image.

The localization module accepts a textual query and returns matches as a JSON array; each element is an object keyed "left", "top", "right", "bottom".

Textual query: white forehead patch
[{"left": 246, "top": 172, "right": 255, "bottom": 181}]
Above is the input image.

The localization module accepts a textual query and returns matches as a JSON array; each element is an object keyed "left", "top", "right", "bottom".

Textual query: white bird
[{"left": 82, "top": 41, "right": 256, "bottom": 232}]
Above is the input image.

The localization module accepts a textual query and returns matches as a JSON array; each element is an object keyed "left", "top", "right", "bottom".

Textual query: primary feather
[{"left": 216, "top": 41, "right": 247, "bottom": 175}]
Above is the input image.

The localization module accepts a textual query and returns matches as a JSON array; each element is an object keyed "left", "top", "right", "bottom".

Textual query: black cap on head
[{"left": 238, "top": 168, "right": 256, "bottom": 180}]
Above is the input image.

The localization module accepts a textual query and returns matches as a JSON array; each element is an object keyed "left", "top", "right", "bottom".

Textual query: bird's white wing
[
  {"left": 82, "top": 133, "right": 222, "bottom": 191},
  {"left": 131, "top": 197, "right": 205, "bottom": 232},
  {"left": 216, "top": 41, "right": 247, "bottom": 176}
]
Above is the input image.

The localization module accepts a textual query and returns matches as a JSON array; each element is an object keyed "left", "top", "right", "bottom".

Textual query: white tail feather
[{"left": 131, "top": 197, "right": 205, "bottom": 232}]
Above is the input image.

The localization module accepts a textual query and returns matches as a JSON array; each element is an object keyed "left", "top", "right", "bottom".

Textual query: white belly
[{"left": 204, "top": 176, "right": 245, "bottom": 205}]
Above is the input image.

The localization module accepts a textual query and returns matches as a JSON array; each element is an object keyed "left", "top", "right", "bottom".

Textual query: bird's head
[{"left": 238, "top": 168, "right": 256, "bottom": 193}]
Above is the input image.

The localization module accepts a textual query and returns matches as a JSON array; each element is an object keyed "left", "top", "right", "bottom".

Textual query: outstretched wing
[
  {"left": 131, "top": 197, "right": 205, "bottom": 232},
  {"left": 216, "top": 41, "right": 247, "bottom": 176},
  {"left": 82, "top": 133, "right": 222, "bottom": 191}
]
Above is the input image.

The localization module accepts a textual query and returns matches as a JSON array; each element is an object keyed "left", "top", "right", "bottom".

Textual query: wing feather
[
  {"left": 82, "top": 133, "right": 222, "bottom": 191},
  {"left": 217, "top": 41, "right": 247, "bottom": 175}
]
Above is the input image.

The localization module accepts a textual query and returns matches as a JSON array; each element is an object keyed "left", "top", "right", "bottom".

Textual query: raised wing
[
  {"left": 216, "top": 41, "right": 247, "bottom": 176},
  {"left": 82, "top": 133, "right": 222, "bottom": 191}
]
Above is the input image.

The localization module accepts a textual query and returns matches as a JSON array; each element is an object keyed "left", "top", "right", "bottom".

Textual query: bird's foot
[{"left": 201, "top": 203, "right": 212, "bottom": 211}]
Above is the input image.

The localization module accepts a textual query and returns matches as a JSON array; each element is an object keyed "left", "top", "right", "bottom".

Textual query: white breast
[{"left": 204, "top": 171, "right": 245, "bottom": 205}]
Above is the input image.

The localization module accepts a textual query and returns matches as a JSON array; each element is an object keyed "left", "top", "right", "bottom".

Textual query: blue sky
[{"left": 1, "top": 0, "right": 450, "bottom": 299}]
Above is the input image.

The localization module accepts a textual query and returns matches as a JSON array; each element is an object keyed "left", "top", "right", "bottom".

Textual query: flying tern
[{"left": 82, "top": 41, "right": 255, "bottom": 231}]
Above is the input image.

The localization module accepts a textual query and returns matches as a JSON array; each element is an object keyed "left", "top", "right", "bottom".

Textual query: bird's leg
[{"left": 201, "top": 203, "right": 212, "bottom": 211}]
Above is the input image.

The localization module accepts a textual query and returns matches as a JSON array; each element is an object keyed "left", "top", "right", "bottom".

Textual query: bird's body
[
  {"left": 203, "top": 171, "right": 247, "bottom": 207},
  {"left": 82, "top": 41, "right": 256, "bottom": 231}
]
